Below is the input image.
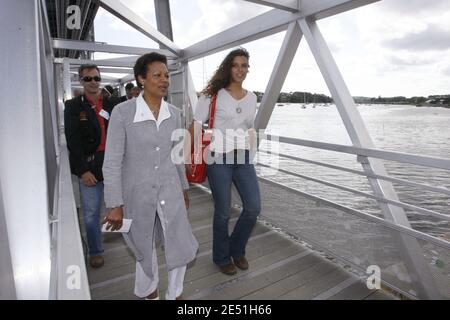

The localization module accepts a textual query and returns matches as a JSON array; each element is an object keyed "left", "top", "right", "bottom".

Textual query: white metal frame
[
  {"left": 0, "top": 0, "right": 53, "bottom": 299},
  {"left": 181, "top": 0, "right": 379, "bottom": 61},
  {"left": 296, "top": 18, "right": 440, "bottom": 298},
  {"left": 185, "top": 0, "right": 439, "bottom": 299},
  {"left": 259, "top": 148, "right": 450, "bottom": 196},
  {"left": 242, "top": 0, "right": 300, "bottom": 12},
  {"left": 98, "top": 0, "right": 180, "bottom": 54},
  {"left": 2, "top": 0, "right": 447, "bottom": 299},
  {"left": 49, "top": 0, "right": 449, "bottom": 300},
  {"left": 53, "top": 38, "right": 176, "bottom": 57},
  {"left": 254, "top": 21, "right": 303, "bottom": 130}
]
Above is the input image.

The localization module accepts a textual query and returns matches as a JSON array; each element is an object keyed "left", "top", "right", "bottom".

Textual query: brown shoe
[
  {"left": 145, "top": 289, "right": 159, "bottom": 300},
  {"left": 219, "top": 263, "right": 237, "bottom": 275},
  {"left": 233, "top": 257, "right": 249, "bottom": 270},
  {"left": 89, "top": 255, "right": 104, "bottom": 268}
]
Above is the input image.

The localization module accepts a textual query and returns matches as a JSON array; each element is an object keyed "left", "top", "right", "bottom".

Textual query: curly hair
[{"left": 201, "top": 48, "right": 249, "bottom": 97}]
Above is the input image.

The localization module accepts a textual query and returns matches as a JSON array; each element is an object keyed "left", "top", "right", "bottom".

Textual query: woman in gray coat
[{"left": 102, "top": 52, "right": 198, "bottom": 300}]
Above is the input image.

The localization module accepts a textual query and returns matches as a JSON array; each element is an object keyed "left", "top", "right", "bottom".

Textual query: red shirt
[{"left": 87, "top": 95, "right": 106, "bottom": 152}]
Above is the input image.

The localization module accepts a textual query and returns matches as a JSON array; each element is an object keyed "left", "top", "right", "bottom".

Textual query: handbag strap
[{"left": 208, "top": 94, "right": 217, "bottom": 129}]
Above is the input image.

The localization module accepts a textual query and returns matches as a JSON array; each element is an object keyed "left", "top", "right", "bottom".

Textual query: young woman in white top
[{"left": 188, "top": 48, "right": 261, "bottom": 275}]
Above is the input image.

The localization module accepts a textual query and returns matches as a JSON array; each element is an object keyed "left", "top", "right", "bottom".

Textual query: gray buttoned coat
[{"left": 103, "top": 98, "right": 198, "bottom": 278}]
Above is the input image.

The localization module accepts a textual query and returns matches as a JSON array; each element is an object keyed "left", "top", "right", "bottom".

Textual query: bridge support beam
[
  {"left": 298, "top": 17, "right": 441, "bottom": 299},
  {"left": 254, "top": 21, "right": 303, "bottom": 131}
]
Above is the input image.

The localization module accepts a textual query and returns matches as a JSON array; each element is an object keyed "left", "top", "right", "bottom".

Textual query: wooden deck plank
[
  {"left": 241, "top": 260, "right": 337, "bottom": 300},
  {"left": 364, "top": 290, "right": 397, "bottom": 300},
  {"left": 90, "top": 225, "right": 274, "bottom": 298},
  {"left": 188, "top": 185, "right": 210, "bottom": 194},
  {"left": 187, "top": 233, "right": 296, "bottom": 285},
  {"left": 189, "top": 192, "right": 213, "bottom": 202},
  {"left": 91, "top": 229, "right": 276, "bottom": 299},
  {"left": 278, "top": 268, "right": 353, "bottom": 300},
  {"left": 325, "top": 280, "right": 375, "bottom": 300},
  {"left": 92, "top": 209, "right": 241, "bottom": 273},
  {"left": 199, "top": 251, "right": 321, "bottom": 300},
  {"left": 87, "top": 187, "right": 396, "bottom": 300},
  {"left": 93, "top": 230, "right": 279, "bottom": 300},
  {"left": 185, "top": 242, "right": 304, "bottom": 299},
  {"left": 88, "top": 256, "right": 135, "bottom": 285}
]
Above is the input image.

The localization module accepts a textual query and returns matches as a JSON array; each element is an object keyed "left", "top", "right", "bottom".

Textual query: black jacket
[{"left": 64, "top": 94, "right": 120, "bottom": 181}]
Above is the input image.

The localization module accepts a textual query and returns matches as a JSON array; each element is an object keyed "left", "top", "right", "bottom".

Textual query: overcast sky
[{"left": 94, "top": 0, "right": 450, "bottom": 98}]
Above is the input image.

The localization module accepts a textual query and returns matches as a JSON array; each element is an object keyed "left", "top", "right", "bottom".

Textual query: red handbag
[{"left": 187, "top": 94, "right": 217, "bottom": 183}]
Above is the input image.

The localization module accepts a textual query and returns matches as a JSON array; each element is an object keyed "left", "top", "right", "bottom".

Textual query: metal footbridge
[{"left": 0, "top": 0, "right": 449, "bottom": 300}]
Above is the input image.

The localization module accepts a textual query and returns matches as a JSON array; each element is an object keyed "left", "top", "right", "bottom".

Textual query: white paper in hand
[{"left": 102, "top": 218, "right": 132, "bottom": 233}]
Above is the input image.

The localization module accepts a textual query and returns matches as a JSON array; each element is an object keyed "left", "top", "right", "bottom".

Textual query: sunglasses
[{"left": 81, "top": 76, "right": 101, "bottom": 82}]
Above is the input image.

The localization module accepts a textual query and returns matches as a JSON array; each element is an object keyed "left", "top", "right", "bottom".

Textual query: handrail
[
  {"left": 258, "top": 149, "right": 450, "bottom": 196},
  {"left": 257, "top": 163, "right": 450, "bottom": 221},
  {"left": 49, "top": 160, "right": 60, "bottom": 300},
  {"left": 257, "top": 178, "right": 420, "bottom": 300},
  {"left": 258, "top": 177, "right": 450, "bottom": 250},
  {"left": 263, "top": 134, "right": 450, "bottom": 171},
  {"left": 257, "top": 134, "right": 450, "bottom": 222},
  {"left": 55, "top": 135, "right": 91, "bottom": 299}
]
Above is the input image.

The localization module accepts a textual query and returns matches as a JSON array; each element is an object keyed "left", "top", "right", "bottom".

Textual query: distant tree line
[
  {"left": 367, "top": 96, "right": 427, "bottom": 105},
  {"left": 251, "top": 91, "right": 450, "bottom": 106},
  {"left": 253, "top": 91, "right": 333, "bottom": 103},
  {"left": 359, "top": 95, "right": 450, "bottom": 106}
]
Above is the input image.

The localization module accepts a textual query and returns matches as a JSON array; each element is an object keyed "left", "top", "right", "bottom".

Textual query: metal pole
[
  {"left": 254, "top": 21, "right": 303, "bottom": 131},
  {"left": 180, "top": 63, "right": 199, "bottom": 127},
  {"left": 63, "top": 59, "right": 72, "bottom": 102},
  {"left": 154, "top": 0, "right": 174, "bottom": 42}
]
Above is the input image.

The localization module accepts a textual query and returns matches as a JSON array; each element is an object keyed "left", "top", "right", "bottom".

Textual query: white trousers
[{"left": 134, "top": 203, "right": 187, "bottom": 300}]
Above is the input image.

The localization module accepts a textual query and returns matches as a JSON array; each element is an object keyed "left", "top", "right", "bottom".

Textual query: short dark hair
[
  {"left": 134, "top": 52, "right": 168, "bottom": 88},
  {"left": 104, "top": 85, "right": 114, "bottom": 94},
  {"left": 78, "top": 64, "right": 100, "bottom": 78},
  {"left": 125, "top": 82, "right": 134, "bottom": 91}
]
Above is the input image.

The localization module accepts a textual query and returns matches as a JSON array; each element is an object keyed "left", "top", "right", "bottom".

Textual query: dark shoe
[
  {"left": 145, "top": 289, "right": 159, "bottom": 300},
  {"left": 233, "top": 257, "right": 249, "bottom": 270},
  {"left": 219, "top": 263, "right": 237, "bottom": 275},
  {"left": 89, "top": 255, "right": 104, "bottom": 268}
]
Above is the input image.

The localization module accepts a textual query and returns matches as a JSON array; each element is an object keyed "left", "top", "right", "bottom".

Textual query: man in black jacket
[{"left": 64, "top": 64, "right": 120, "bottom": 268}]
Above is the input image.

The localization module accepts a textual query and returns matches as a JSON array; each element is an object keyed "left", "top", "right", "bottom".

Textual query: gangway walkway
[
  {"left": 86, "top": 185, "right": 394, "bottom": 300},
  {"left": 3, "top": 0, "right": 448, "bottom": 300}
]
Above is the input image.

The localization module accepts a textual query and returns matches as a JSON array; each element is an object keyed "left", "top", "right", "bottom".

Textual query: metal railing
[
  {"left": 254, "top": 134, "right": 450, "bottom": 299},
  {"left": 257, "top": 134, "right": 450, "bottom": 247},
  {"left": 51, "top": 135, "right": 91, "bottom": 300}
]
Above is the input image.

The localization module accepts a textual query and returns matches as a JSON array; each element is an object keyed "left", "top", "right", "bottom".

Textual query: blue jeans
[
  {"left": 207, "top": 150, "right": 261, "bottom": 266},
  {"left": 79, "top": 180, "right": 104, "bottom": 257}
]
